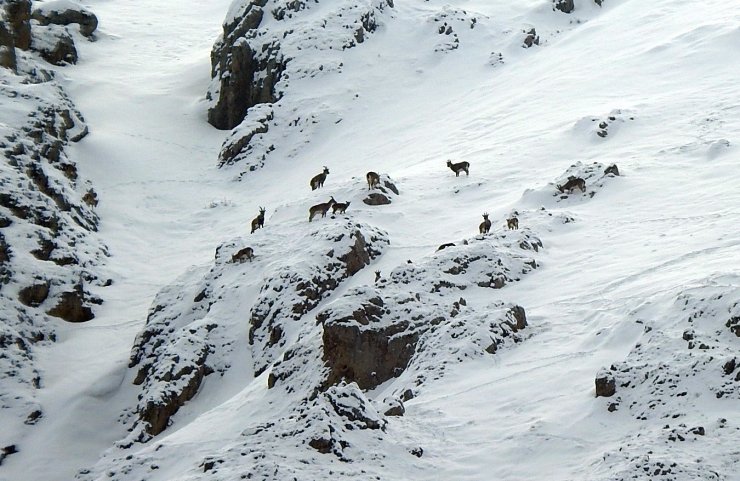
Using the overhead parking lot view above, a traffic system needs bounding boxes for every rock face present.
[126,218,389,441]
[208,0,394,170]
[0,5,106,458]
[3,0,32,51]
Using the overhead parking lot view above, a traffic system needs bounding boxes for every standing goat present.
[479,212,491,234]
[231,247,254,263]
[447,159,470,177]
[506,217,519,230]
[332,201,351,214]
[309,196,336,222]
[310,166,330,190]
[366,171,380,190]
[557,177,586,194]
[251,207,266,234]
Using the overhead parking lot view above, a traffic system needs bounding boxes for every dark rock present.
[682,329,694,341]
[604,164,620,176]
[553,0,575,13]
[0,445,18,466]
[18,282,50,307]
[523,28,539,48]
[3,0,31,51]
[401,388,415,401]
[0,23,17,71]
[410,447,423,458]
[690,426,705,436]
[321,309,418,390]
[46,288,94,322]
[32,2,99,37]
[594,0,603,5]
[383,398,405,416]
[726,317,740,337]
[363,193,391,205]
[25,409,43,424]
[595,372,616,397]
[723,358,736,376]
[208,3,279,130]
[382,178,399,195]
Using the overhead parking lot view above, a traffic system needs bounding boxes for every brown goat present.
[506,217,519,230]
[557,177,586,194]
[251,207,266,234]
[366,171,380,190]
[310,166,330,190]
[232,247,254,263]
[332,201,351,214]
[479,212,491,234]
[447,159,470,177]
[309,196,336,222]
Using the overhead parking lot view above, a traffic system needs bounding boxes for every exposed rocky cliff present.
[0,0,105,459]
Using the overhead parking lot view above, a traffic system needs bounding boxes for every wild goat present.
[309,196,336,222]
[332,201,350,214]
[557,177,586,194]
[232,247,254,263]
[310,166,330,190]
[507,217,519,230]
[479,212,491,234]
[251,207,266,234]
[366,171,380,190]
[437,242,456,251]
[446,159,469,177]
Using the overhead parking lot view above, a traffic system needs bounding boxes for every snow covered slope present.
[2,0,740,480]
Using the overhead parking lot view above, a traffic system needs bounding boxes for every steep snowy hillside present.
[0,0,107,470]
[2,0,740,480]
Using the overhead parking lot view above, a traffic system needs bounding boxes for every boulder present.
[363,193,391,205]
[18,282,50,307]
[595,371,616,397]
[32,1,99,38]
[32,24,78,65]
[553,0,575,13]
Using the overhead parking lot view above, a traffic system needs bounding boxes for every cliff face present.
[206,0,393,171]
[0,0,106,456]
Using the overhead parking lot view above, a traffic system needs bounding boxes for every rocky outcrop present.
[208,0,393,170]
[594,278,740,479]
[126,218,389,441]
[270,227,541,392]
[248,222,389,376]
[31,1,99,38]
[0,5,106,457]
[31,23,78,65]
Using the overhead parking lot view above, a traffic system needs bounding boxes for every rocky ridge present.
[0,0,104,464]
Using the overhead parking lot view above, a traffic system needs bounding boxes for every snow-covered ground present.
[2,0,739,479]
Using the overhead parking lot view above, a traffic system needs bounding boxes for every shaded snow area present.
[2,0,740,480]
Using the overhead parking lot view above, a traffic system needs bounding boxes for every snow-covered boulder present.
[31,0,99,38]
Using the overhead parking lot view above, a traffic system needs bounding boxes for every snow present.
[2,0,740,479]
